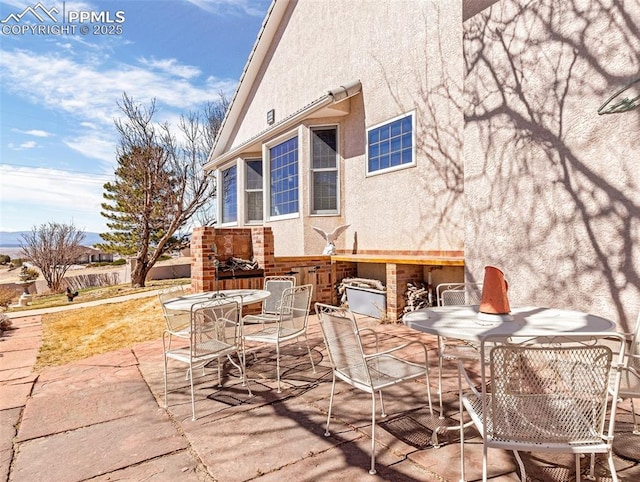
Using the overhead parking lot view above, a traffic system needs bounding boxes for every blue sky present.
[0,0,271,233]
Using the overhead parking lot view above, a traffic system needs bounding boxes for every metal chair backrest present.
[263,276,296,315]
[619,311,640,399]
[315,303,371,388]
[158,285,189,332]
[158,285,185,313]
[190,297,243,358]
[436,282,482,306]
[479,333,626,447]
[277,284,313,332]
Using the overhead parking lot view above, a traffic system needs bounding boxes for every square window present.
[366,113,414,174]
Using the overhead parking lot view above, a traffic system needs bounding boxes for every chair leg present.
[458,364,466,482]
[276,342,282,393]
[438,336,445,418]
[378,390,386,418]
[324,375,337,437]
[632,398,640,434]
[162,334,169,409]
[370,391,377,475]
[513,450,526,482]
[304,334,316,373]
[607,451,619,482]
[189,362,196,421]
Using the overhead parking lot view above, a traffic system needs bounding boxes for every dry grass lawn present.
[35,295,165,371]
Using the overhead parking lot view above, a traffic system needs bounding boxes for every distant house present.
[74,246,113,264]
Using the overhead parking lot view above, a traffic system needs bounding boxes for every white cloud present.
[0,49,236,127]
[8,140,39,150]
[0,164,109,232]
[138,57,201,79]
[64,133,116,164]
[12,128,53,137]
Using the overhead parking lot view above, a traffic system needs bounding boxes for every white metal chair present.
[242,284,315,393]
[434,282,483,415]
[315,303,435,475]
[618,311,640,433]
[458,332,627,482]
[243,275,296,325]
[158,285,191,350]
[163,296,251,420]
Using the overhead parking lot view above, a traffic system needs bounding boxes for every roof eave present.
[204,80,362,171]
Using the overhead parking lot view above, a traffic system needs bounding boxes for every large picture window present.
[269,136,298,218]
[310,126,338,214]
[245,159,263,223]
[366,112,414,174]
[220,164,237,224]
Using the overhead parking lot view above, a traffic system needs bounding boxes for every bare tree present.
[98,93,227,287]
[20,222,86,292]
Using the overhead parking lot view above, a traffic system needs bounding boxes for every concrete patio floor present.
[2,297,640,481]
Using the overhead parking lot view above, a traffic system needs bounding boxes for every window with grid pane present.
[221,165,237,223]
[367,113,414,174]
[269,137,298,217]
[245,159,263,223]
[311,127,338,214]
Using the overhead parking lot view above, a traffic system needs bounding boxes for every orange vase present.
[479,266,511,315]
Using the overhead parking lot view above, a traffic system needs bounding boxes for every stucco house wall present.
[209,0,465,258]
[463,0,640,329]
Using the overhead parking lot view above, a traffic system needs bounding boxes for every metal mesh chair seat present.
[440,342,480,361]
[165,339,240,363]
[458,333,627,482]
[163,297,251,420]
[464,393,605,447]
[243,325,304,341]
[364,355,430,389]
[316,303,435,475]
[242,285,315,393]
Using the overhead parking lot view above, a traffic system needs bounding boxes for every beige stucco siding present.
[220,0,465,256]
[463,0,640,328]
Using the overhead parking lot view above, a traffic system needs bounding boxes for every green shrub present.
[0,254,10,265]
[111,258,126,266]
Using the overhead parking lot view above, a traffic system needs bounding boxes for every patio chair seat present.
[163,296,251,420]
[336,354,425,392]
[242,284,315,393]
[315,303,435,475]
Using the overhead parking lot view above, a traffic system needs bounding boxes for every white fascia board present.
[207,0,288,165]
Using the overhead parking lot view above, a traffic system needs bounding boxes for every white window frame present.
[264,128,302,222]
[217,161,238,226]
[365,111,416,177]
[244,158,263,224]
[309,124,340,216]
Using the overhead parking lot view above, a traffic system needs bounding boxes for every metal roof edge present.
[204,80,362,171]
